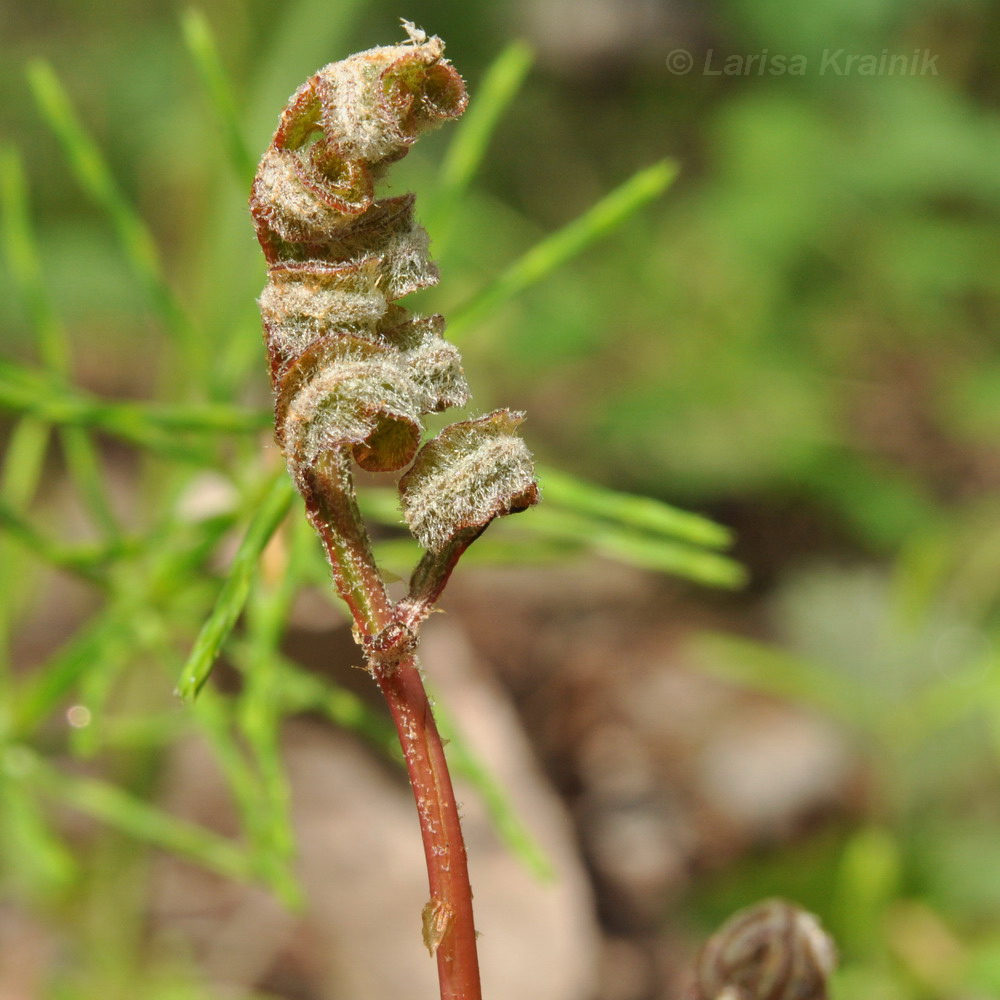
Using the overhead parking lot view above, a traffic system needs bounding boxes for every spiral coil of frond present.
[251,28,537,552]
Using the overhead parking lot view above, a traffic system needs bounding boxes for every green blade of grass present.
[191,688,302,905]
[276,657,398,752]
[522,505,745,588]
[14,511,237,734]
[59,427,119,535]
[359,474,739,584]
[431,693,554,882]
[438,40,534,197]
[0,775,77,897]
[690,632,864,724]
[14,610,138,739]
[0,361,186,452]
[2,745,256,882]
[181,8,256,187]
[232,515,313,900]
[447,159,679,339]
[0,359,269,459]
[26,61,202,371]
[427,40,534,245]
[0,147,67,370]
[0,417,49,511]
[539,464,732,550]
[177,471,295,699]
[0,418,54,687]
[0,499,123,584]
[1,147,120,534]
[277,656,554,879]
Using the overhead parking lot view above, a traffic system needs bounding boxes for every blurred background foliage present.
[2,0,1000,998]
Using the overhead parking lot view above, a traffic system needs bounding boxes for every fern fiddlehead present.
[250,26,538,1000]
[692,900,837,1000]
[251,27,537,625]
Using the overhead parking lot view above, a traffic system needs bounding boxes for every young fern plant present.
[249,26,536,999]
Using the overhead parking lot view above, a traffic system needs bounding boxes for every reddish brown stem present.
[308,449,483,1000]
[374,654,482,1000]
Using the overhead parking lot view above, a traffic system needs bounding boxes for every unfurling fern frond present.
[250,29,537,569]
[248,32,538,996]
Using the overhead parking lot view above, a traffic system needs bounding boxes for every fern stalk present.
[248,25,540,999]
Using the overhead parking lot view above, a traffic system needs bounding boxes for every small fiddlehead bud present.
[693,899,837,1000]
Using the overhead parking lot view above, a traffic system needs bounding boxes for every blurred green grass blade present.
[2,746,256,882]
[277,658,397,752]
[13,619,100,735]
[14,614,132,738]
[882,647,998,749]
[539,464,732,550]
[177,472,295,700]
[0,358,268,459]
[831,826,901,957]
[0,417,50,675]
[182,8,256,187]
[245,0,366,151]
[60,426,119,535]
[15,511,236,733]
[361,477,740,584]
[431,696,554,881]
[586,529,743,587]
[235,516,311,878]
[438,41,533,195]
[0,775,77,897]
[523,506,745,588]
[428,41,533,242]
[86,712,187,751]
[192,688,302,905]
[0,146,67,370]
[69,635,130,758]
[1,148,122,535]
[277,658,553,878]
[448,159,679,339]
[0,417,48,509]
[0,499,116,584]
[690,632,863,723]
[26,60,201,368]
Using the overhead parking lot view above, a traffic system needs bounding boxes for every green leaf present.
[14,511,236,733]
[0,146,67,370]
[2,746,256,882]
[0,358,269,462]
[0,147,120,533]
[690,631,864,722]
[177,472,295,699]
[523,506,745,588]
[431,693,554,881]
[26,60,203,374]
[181,8,256,187]
[539,464,732,550]
[448,159,679,339]
[0,498,120,584]
[0,775,77,898]
[427,40,534,246]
